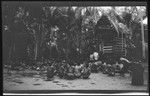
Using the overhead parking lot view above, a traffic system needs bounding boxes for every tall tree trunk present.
[66,34,70,62]
[34,29,39,61]
[34,24,41,61]
[13,43,16,58]
[8,43,13,62]
[34,41,39,61]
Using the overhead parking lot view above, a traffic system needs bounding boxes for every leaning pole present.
[141,17,145,59]
[139,12,145,59]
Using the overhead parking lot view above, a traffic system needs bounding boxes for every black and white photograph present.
[2,1,148,94]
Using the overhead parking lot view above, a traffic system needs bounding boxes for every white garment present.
[93,52,99,60]
[119,64,124,69]
[103,62,106,66]
[90,54,94,60]
[90,52,99,61]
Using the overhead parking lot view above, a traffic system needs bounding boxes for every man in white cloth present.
[90,52,99,61]
[93,52,99,61]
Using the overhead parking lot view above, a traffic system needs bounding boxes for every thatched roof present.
[97,14,120,35]
[97,15,112,28]
[97,12,131,35]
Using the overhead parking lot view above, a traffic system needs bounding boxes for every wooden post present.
[138,8,146,60]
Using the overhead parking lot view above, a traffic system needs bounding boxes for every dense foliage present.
[2,2,147,69]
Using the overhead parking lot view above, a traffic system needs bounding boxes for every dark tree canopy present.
[2,2,147,67]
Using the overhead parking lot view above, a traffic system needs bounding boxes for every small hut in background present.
[95,12,148,61]
[95,14,127,59]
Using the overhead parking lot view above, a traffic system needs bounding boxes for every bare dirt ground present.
[3,69,148,92]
